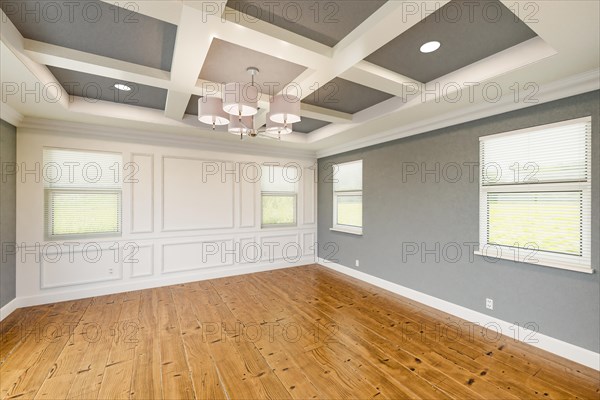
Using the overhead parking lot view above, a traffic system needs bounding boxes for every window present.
[261,165,297,227]
[332,160,363,235]
[44,148,122,239]
[477,117,592,273]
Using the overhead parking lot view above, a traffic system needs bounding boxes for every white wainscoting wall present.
[15,124,317,307]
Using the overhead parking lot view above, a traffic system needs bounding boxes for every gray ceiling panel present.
[49,66,168,110]
[365,0,537,82]
[226,0,387,47]
[199,39,306,95]
[302,77,393,114]
[1,0,177,71]
[186,95,202,116]
[293,117,331,134]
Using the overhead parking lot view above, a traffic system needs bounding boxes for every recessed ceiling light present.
[420,41,441,53]
[114,83,132,91]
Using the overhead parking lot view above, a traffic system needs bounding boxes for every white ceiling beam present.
[341,61,421,98]
[300,104,352,124]
[287,1,448,100]
[24,39,171,88]
[218,7,332,69]
[164,2,227,120]
[307,37,559,145]
[164,91,192,120]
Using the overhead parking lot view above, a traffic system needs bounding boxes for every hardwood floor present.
[1,264,598,399]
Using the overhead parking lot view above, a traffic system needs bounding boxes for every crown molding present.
[18,118,318,160]
[0,103,24,127]
[316,69,600,158]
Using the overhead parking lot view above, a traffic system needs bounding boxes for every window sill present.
[330,227,363,236]
[473,250,594,274]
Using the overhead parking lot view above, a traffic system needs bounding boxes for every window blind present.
[44,148,123,238]
[333,160,363,191]
[478,117,592,272]
[260,165,298,226]
[481,119,590,185]
[261,165,298,192]
[43,148,122,189]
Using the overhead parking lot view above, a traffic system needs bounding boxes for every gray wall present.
[318,91,600,352]
[0,119,17,308]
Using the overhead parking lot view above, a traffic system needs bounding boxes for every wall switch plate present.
[486,298,494,310]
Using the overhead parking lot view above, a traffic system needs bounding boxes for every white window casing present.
[476,116,592,273]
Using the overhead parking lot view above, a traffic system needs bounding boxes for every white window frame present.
[44,148,123,240]
[260,165,298,228]
[331,160,363,235]
[475,117,593,273]
[260,192,298,228]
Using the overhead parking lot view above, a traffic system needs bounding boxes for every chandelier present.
[197,67,301,139]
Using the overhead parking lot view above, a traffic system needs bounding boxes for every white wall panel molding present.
[130,153,155,234]
[238,162,258,229]
[128,244,154,278]
[162,239,236,274]
[302,232,316,256]
[161,156,235,232]
[14,128,317,313]
[17,256,316,310]
[238,236,258,264]
[260,234,302,262]
[40,243,123,289]
[303,166,317,225]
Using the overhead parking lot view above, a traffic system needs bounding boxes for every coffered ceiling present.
[1,0,598,157]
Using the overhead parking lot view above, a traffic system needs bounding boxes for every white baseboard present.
[0,298,20,322]
[8,257,315,316]
[318,258,600,371]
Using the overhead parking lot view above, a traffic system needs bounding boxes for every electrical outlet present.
[486,298,494,310]
[108,268,114,275]
[355,259,360,267]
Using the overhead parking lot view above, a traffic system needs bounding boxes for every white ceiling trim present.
[316,68,600,158]
[18,117,317,160]
[0,102,23,127]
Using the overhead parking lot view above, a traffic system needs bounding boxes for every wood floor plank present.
[288,268,568,398]
[155,286,196,400]
[1,300,91,399]
[64,294,124,400]
[281,266,587,399]
[0,264,597,400]
[190,281,293,399]
[169,284,227,399]
[208,280,331,399]
[129,288,163,400]
[247,272,455,399]
[0,306,53,365]
[269,270,505,400]
[97,291,141,400]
